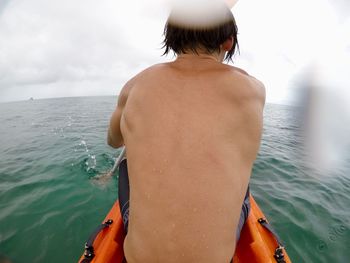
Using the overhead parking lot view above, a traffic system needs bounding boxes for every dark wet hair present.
[162,4,239,62]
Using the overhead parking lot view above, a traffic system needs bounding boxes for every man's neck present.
[176,51,224,63]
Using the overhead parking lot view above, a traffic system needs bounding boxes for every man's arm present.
[107,81,132,148]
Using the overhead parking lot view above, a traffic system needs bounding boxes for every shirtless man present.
[107,3,265,262]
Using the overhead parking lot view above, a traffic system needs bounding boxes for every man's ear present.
[222,36,234,51]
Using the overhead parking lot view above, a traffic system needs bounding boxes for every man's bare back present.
[108,53,265,262]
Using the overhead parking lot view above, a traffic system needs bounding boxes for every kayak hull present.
[79,195,291,263]
[233,195,291,262]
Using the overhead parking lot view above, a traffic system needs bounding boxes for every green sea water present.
[0,96,349,263]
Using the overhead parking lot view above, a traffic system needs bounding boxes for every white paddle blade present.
[168,0,236,28]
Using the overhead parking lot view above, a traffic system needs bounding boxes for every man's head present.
[163,1,239,62]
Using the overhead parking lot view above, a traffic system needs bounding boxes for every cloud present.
[0,0,169,102]
[233,0,350,104]
[330,0,350,21]
[0,0,10,15]
[0,0,349,104]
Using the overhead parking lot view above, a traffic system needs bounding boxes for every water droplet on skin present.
[172,223,176,228]
[193,207,198,212]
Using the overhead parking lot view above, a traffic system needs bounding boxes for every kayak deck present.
[79,195,291,262]
[233,195,291,262]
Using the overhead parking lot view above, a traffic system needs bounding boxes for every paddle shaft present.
[110,147,126,175]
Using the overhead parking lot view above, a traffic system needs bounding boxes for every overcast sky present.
[0,0,349,104]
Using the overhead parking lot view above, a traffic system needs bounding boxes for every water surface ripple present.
[0,97,349,262]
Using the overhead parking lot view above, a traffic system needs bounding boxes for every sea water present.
[0,96,349,262]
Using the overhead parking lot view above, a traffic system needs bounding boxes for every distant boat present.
[29,97,34,101]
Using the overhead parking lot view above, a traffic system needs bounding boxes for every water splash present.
[85,154,96,172]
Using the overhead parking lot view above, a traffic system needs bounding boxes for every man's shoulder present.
[223,65,259,83]
[128,63,169,83]
[139,63,170,74]
[119,63,169,97]
[223,65,265,104]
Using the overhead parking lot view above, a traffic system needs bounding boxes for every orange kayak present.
[79,194,291,263]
